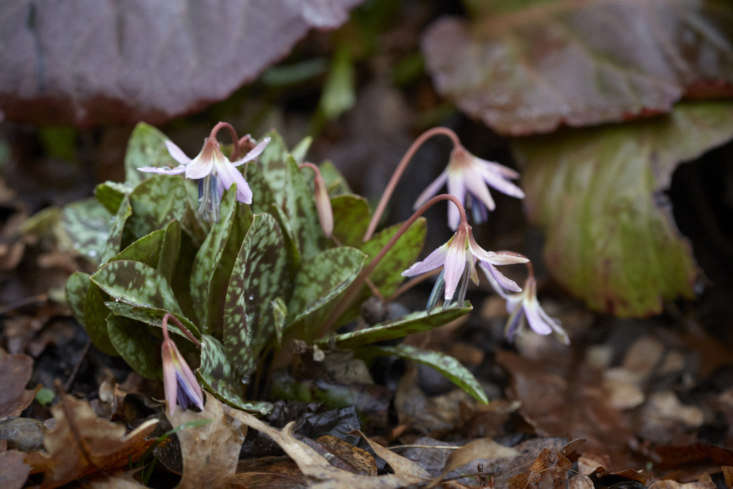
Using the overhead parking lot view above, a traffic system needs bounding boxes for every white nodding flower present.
[414,146,524,230]
[402,223,528,302]
[505,277,569,345]
[138,135,270,204]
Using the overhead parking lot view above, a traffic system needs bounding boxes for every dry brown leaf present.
[638,391,704,445]
[25,393,157,489]
[442,439,518,476]
[82,475,149,488]
[648,477,717,489]
[0,449,31,489]
[568,474,594,489]
[168,393,248,489]
[0,349,36,417]
[508,447,572,489]
[359,430,431,483]
[230,458,307,489]
[723,466,733,489]
[316,434,377,476]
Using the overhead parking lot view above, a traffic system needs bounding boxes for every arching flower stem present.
[363,127,461,242]
[162,313,201,349]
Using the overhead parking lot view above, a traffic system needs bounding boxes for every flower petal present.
[446,172,467,230]
[402,244,447,277]
[475,157,519,179]
[478,166,525,199]
[443,242,467,301]
[185,156,213,179]
[165,140,192,166]
[161,341,178,417]
[216,160,253,204]
[480,261,521,296]
[414,171,448,209]
[524,300,552,335]
[464,167,496,213]
[231,136,270,167]
[138,165,186,175]
[175,355,204,411]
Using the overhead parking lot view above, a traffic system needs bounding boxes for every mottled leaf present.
[123,123,179,188]
[100,197,132,264]
[1,2,364,126]
[95,181,130,214]
[157,220,181,283]
[287,246,367,340]
[363,344,488,403]
[291,136,312,163]
[83,282,117,356]
[65,272,90,326]
[320,161,352,196]
[190,186,251,335]
[198,335,272,415]
[61,199,111,263]
[423,1,733,135]
[109,228,165,268]
[271,297,288,346]
[90,260,183,315]
[331,194,370,247]
[515,101,733,315]
[318,303,472,349]
[104,302,199,340]
[107,316,160,379]
[223,213,289,378]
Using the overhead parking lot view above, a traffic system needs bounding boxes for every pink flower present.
[161,316,204,417]
[402,223,528,302]
[138,135,269,204]
[505,277,569,344]
[414,146,524,230]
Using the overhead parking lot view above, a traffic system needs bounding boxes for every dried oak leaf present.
[0,449,31,489]
[508,446,573,489]
[0,350,36,418]
[24,393,158,489]
[0,0,364,126]
[422,0,733,136]
[497,351,635,471]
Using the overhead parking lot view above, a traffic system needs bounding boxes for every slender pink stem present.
[299,162,325,186]
[363,127,462,242]
[162,313,201,349]
[319,194,468,337]
[210,122,242,159]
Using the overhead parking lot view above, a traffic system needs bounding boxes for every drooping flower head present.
[414,146,525,230]
[301,162,333,238]
[504,276,569,345]
[402,222,528,304]
[138,133,269,205]
[160,314,204,417]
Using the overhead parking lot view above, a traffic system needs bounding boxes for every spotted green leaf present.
[190,186,252,335]
[65,272,90,324]
[90,260,183,315]
[320,161,351,196]
[100,197,133,264]
[317,303,472,349]
[109,227,166,267]
[291,136,312,163]
[95,181,130,214]
[331,194,370,247]
[271,298,287,346]
[124,123,180,188]
[107,316,161,379]
[362,344,488,403]
[104,301,199,340]
[61,199,112,263]
[83,282,118,356]
[287,246,367,340]
[157,220,181,284]
[198,335,273,415]
[223,213,290,378]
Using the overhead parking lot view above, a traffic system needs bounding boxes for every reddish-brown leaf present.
[0,350,35,418]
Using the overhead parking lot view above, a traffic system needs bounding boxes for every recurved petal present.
[216,160,253,204]
[443,243,467,301]
[463,167,496,212]
[447,172,467,230]
[165,140,192,166]
[480,261,521,295]
[185,155,214,179]
[537,304,569,344]
[414,171,448,209]
[231,136,270,167]
[524,300,552,335]
[479,167,525,199]
[402,244,447,277]
[475,157,520,179]
[138,165,187,175]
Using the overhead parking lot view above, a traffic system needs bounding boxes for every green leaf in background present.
[361,344,488,404]
[65,272,90,325]
[95,181,130,214]
[107,316,161,379]
[423,0,733,135]
[126,175,205,246]
[286,246,367,340]
[318,45,355,121]
[90,260,184,315]
[515,101,733,316]
[319,161,352,196]
[291,136,312,163]
[100,197,132,264]
[190,186,252,335]
[317,303,472,349]
[360,217,426,297]
[83,283,118,356]
[157,220,181,284]
[331,194,371,247]
[198,335,273,415]
[61,199,112,263]
[124,123,180,187]
[271,298,287,346]
[223,213,289,378]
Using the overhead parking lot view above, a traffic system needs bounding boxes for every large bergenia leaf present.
[422,1,733,135]
[1,1,364,126]
[515,101,733,316]
[222,213,290,378]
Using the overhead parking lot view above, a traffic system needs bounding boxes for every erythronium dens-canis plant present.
[63,121,567,417]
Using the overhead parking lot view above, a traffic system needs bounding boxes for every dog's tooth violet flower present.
[160,314,204,417]
[402,223,528,304]
[414,146,525,230]
[138,134,269,205]
[505,276,569,345]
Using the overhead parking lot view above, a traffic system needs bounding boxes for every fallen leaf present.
[1,0,364,126]
[638,391,704,445]
[316,435,377,475]
[422,1,733,135]
[359,431,431,483]
[516,101,733,316]
[0,350,36,417]
[168,393,248,489]
[0,450,30,489]
[229,458,307,489]
[648,476,717,489]
[508,446,573,489]
[82,475,149,488]
[442,438,518,476]
[0,417,46,451]
[25,393,158,489]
